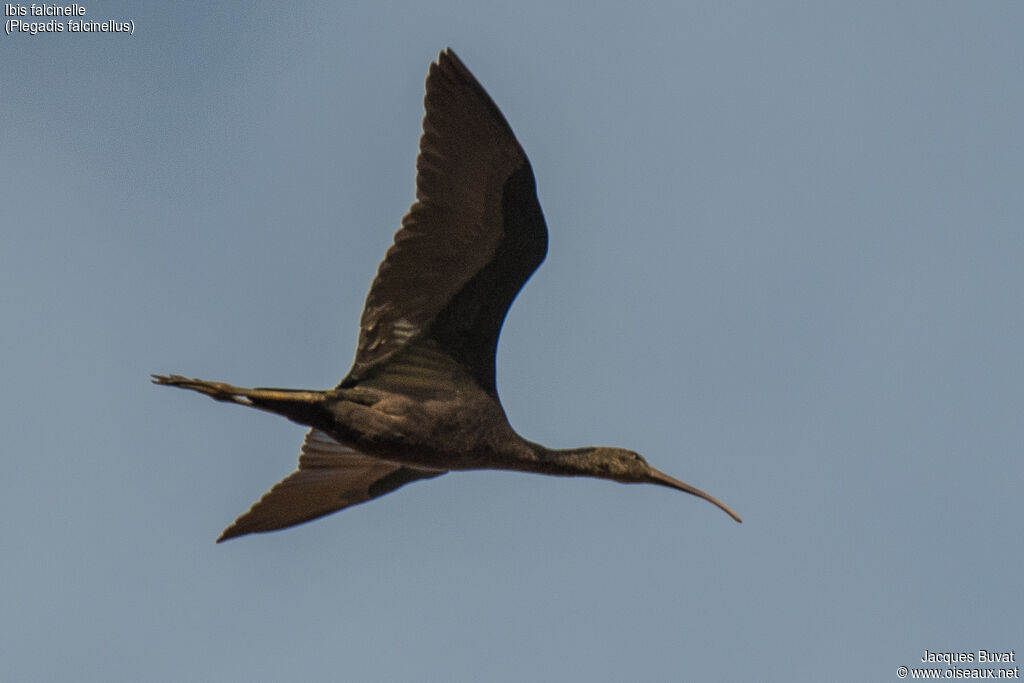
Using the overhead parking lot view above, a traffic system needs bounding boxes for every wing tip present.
[216,521,247,543]
[430,47,479,93]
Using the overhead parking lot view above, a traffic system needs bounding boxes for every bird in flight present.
[154,48,740,542]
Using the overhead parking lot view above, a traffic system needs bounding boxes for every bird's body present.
[155,49,740,542]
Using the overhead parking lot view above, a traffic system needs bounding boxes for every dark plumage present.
[154,49,740,542]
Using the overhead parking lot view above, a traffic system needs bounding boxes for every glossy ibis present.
[154,49,741,541]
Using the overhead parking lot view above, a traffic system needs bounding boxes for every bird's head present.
[580,447,655,482]
[568,446,742,523]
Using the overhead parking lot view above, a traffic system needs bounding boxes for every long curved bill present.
[648,467,742,523]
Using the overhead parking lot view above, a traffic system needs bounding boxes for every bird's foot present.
[151,374,255,405]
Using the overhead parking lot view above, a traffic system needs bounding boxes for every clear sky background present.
[3,2,1022,681]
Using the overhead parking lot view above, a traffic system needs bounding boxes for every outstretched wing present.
[342,48,548,396]
[218,430,445,542]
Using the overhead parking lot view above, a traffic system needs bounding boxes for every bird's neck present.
[523,444,605,477]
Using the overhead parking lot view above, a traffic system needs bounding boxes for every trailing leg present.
[152,374,329,426]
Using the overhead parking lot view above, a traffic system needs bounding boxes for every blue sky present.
[3,2,1022,681]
